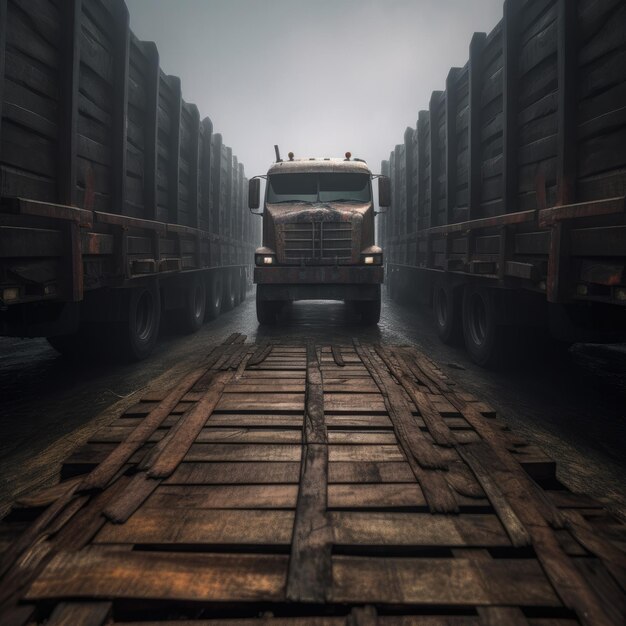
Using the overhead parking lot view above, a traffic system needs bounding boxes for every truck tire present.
[178,276,206,334]
[117,284,161,361]
[256,286,279,325]
[222,271,236,311]
[434,283,461,345]
[462,285,501,367]
[205,274,222,320]
[358,288,381,324]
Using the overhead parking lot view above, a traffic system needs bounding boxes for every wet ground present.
[1,291,625,519]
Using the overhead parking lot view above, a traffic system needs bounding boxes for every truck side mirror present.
[378,176,391,210]
[248,178,261,211]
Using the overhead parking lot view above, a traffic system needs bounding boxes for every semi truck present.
[379,0,626,366]
[248,150,390,325]
[0,0,259,360]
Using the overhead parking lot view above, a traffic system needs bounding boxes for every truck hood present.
[266,201,371,220]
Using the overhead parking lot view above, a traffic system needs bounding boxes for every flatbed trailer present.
[0,0,260,359]
[1,335,624,624]
[379,0,626,365]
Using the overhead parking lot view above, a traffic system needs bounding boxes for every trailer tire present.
[434,283,461,345]
[178,276,206,334]
[118,284,161,361]
[222,271,236,311]
[205,274,223,320]
[462,285,501,367]
[357,288,381,325]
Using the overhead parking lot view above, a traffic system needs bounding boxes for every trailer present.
[379,0,626,366]
[0,334,624,624]
[0,0,260,360]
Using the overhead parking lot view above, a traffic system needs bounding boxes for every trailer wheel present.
[178,276,206,334]
[434,283,461,345]
[256,286,279,325]
[205,274,222,320]
[222,271,236,311]
[462,285,501,367]
[358,287,381,325]
[118,284,161,361]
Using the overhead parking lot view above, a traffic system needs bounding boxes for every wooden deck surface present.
[0,334,624,625]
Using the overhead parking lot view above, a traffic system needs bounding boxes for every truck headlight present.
[255,254,276,266]
[362,254,382,265]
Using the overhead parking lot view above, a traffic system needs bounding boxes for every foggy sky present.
[126,0,504,179]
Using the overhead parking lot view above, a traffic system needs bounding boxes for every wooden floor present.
[0,334,624,625]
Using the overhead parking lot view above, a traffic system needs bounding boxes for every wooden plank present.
[446,68,462,223]
[96,508,295,545]
[26,550,287,602]
[166,75,181,224]
[146,484,299,509]
[58,0,81,206]
[111,2,129,214]
[503,0,522,213]
[139,41,159,220]
[469,32,487,220]
[287,342,331,603]
[556,0,577,206]
[80,366,208,490]
[328,483,426,509]
[165,462,301,485]
[330,556,559,605]
[331,512,511,547]
[354,342,458,513]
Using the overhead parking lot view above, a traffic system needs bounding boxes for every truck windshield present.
[267,173,371,203]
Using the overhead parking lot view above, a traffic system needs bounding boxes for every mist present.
[126,0,504,178]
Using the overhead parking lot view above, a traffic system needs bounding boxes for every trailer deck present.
[0,335,624,625]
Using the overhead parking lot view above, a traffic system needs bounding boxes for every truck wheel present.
[205,274,222,320]
[358,288,381,325]
[222,271,236,311]
[118,284,161,361]
[434,283,461,345]
[178,276,206,334]
[256,286,279,325]
[462,285,501,367]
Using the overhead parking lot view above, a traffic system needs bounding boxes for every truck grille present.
[282,221,353,263]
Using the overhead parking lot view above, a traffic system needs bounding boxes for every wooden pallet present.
[1,334,624,625]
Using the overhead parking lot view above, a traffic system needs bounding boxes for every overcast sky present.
[126,0,504,179]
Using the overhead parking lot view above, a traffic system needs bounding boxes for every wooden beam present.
[200,117,213,232]
[404,126,414,236]
[556,0,578,206]
[112,3,130,215]
[445,68,461,225]
[468,32,487,221]
[502,0,522,214]
[167,75,182,225]
[58,0,81,206]
[417,110,429,235]
[429,91,443,227]
[139,42,159,221]
[187,104,200,229]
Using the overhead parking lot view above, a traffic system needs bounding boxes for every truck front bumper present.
[254,265,383,302]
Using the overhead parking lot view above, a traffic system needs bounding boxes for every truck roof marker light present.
[288,152,294,161]
[345,152,352,160]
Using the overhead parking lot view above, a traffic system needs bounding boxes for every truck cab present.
[248,154,390,324]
